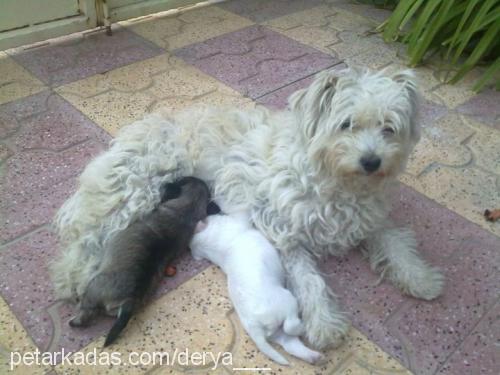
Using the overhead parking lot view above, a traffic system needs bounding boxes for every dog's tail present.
[104,300,135,347]
[248,329,289,366]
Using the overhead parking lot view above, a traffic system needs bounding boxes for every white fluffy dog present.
[190,212,323,365]
[52,67,444,350]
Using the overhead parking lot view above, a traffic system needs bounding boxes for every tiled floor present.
[0,1,498,374]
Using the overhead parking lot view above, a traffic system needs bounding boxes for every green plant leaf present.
[409,0,455,65]
[472,57,500,91]
[451,20,500,83]
[451,0,498,64]
[406,0,443,51]
[383,0,420,42]
[445,0,481,59]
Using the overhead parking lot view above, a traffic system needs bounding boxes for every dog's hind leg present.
[282,248,348,350]
[245,325,289,366]
[271,331,324,365]
[363,226,444,300]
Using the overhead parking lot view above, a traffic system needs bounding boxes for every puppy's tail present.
[104,300,134,347]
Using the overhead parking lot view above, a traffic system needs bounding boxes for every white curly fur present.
[52,67,444,349]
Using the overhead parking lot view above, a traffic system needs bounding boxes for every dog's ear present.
[392,69,421,143]
[288,69,340,139]
[160,182,182,201]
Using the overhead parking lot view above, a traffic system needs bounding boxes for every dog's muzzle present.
[360,155,381,173]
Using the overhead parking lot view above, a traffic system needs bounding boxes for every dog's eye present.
[382,127,395,135]
[340,121,350,130]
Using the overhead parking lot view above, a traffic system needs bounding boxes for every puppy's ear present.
[207,201,221,216]
[160,182,182,201]
[288,69,340,139]
[392,69,421,143]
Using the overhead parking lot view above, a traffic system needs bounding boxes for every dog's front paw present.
[402,265,445,301]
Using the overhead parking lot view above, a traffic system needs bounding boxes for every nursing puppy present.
[190,213,323,366]
[69,177,211,347]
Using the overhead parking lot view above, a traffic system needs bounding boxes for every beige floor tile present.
[432,83,476,109]
[345,46,403,70]
[327,31,396,63]
[55,267,234,374]
[463,117,500,175]
[400,167,500,236]
[431,68,483,108]
[264,5,378,55]
[0,52,46,105]
[227,311,410,375]
[264,6,341,53]
[56,53,254,135]
[0,296,51,374]
[125,6,253,51]
[406,113,474,176]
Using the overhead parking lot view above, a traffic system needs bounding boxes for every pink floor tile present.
[9,29,163,87]
[437,302,499,375]
[0,229,59,350]
[456,89,500,129]
[0,91,110,243]
[322,183,499,375]
[175,25,340,99]
[218,0,323,23]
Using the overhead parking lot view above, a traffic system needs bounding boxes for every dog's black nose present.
[360,155,381,173]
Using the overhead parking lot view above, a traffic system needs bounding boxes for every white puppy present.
[190,213,323,366]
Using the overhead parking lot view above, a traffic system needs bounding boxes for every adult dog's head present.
[289,67,420,188]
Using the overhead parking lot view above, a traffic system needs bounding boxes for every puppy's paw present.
[403,265,445,301]
[306,351,325,365]
[69,316,84,327]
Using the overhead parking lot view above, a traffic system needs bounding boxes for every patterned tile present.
[327,30,396,61]
[229,309,411,374]
[9,28,163,87]
[257,76,314,110]
[432,84,477,109]
[406,113,474,176]
[330,0,394,23]
[400,167,500,237]
[175,25,340,99]
[464,117,500,175]
[437,302,499,375]
[55,267,234,374]
[0,91,110,243]
[322,183,499,375]
[0,52,46,105]
[0,296,51,374]
[56,53,254,135]
[456,89,500,129]
[386,238,499,374]
[264,5,377,55]
[0,229,60,351]
[126,6,253,51]
[219,0,323,23]
[257,64,347,109]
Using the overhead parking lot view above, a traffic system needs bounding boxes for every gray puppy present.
[69,176,216,346]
